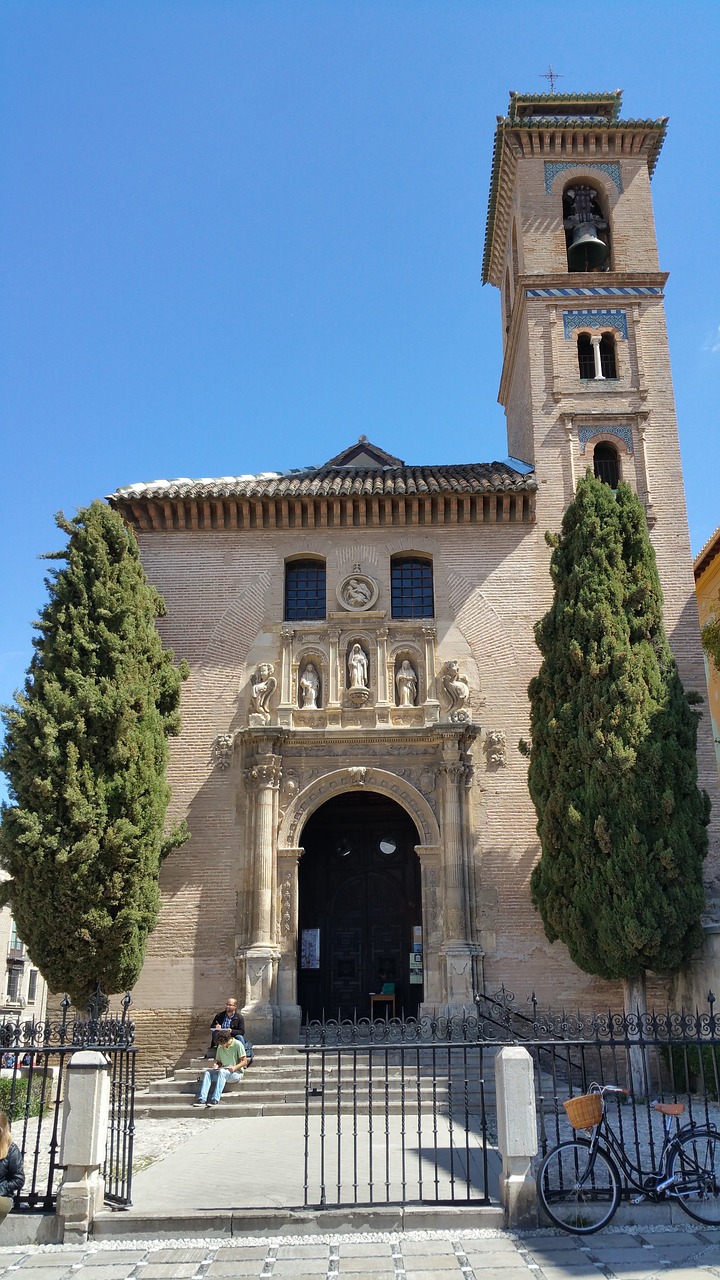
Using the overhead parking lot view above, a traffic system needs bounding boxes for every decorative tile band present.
[544,161,622,194]
[527,286,662,298]
[563,309,628,339]
[578,425,633,455]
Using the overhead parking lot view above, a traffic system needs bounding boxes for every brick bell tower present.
[482,90,720,999]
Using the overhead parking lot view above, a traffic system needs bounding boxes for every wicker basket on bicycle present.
[563,1093,602,1131]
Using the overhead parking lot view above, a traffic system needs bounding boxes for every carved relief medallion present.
[336,572,379,612]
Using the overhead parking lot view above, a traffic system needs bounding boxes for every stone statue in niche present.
[442,660,470,723]
[299,662,321,709]
[395,659,418,707]
[348,643,369,690]
[249,663,276,724]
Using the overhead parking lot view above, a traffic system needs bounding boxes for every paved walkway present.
[1,1225,720,1280]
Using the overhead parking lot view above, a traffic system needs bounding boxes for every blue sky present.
[2,0,720,748]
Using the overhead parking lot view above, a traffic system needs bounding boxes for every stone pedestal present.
[494,1046,538,1229]
[56,1050,111,1243]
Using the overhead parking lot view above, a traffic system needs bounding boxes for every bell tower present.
[482,90,720,974]
[482,90,675,526]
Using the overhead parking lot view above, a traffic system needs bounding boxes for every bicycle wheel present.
[537,1138,622,1234]
[668,1127,720,1225]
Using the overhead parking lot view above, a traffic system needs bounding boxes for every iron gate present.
[0,989,136,1211]
[302,1014,496,1208]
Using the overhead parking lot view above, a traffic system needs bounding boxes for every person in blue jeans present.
[193,1029,248,1107]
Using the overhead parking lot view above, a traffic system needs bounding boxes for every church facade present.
[109,92,720,1074]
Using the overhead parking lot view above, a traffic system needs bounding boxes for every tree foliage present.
[528,473,710,982]
[702,610,720,674]
[0,501,189,1005]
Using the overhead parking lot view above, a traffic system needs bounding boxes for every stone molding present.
[277,766,442,849]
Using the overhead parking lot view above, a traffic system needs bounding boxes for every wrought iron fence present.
[475,986,720,1197]
[0,989,136,1212]
[302,994,720,1209]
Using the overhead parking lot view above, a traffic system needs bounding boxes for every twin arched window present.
[577,332,617,380]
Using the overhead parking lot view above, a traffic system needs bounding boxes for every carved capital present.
[244,759,282,790]
[440,762,465,785]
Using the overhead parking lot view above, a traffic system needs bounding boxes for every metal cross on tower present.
[541,65,563,93]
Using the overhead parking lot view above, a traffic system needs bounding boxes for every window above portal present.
[391,557,434,619]
[284,559,326,621]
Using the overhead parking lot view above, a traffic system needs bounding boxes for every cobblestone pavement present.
[1,1226,720,1280]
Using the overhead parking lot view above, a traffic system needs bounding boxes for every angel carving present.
[442,661,470,719]
[250,663,277,722]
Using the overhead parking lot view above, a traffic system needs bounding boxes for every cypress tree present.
[0,501,189,1005]
[528,473,710,1007]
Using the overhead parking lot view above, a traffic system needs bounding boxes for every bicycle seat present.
[652,1102,685,1116]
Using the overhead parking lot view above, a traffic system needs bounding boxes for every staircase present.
[136,1043,499,1121]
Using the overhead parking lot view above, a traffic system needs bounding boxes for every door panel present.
[298,792,422,1021]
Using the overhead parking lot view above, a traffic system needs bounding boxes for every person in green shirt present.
[194,1029,248,1107]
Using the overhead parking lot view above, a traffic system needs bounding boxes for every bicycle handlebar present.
[589,1082,632,1096]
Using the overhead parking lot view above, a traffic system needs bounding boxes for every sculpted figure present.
[395,659,417,707]
[442,661,470,715]
[344,577,372,607]
[348,643,369,690]
[299,662,320,709]
[250,663,276,721]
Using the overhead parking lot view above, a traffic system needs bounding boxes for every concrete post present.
[56,1050,111,1243]
[494,1045,538,1229]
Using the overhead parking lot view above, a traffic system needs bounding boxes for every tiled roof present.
[110,460,536,502]
[694,523,720,580]
[108,439,537,530]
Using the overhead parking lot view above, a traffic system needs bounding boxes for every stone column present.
[439,759,468,945]
[277,627,295,725]
[242,751,282,1042]
[422,626,440,723]
[56,1050,111,1243]
[276,845,303,1042]
[416,845,442,1005]
[590,333,604,380]
[495,1046,538,1229]
[438,743,481,1009]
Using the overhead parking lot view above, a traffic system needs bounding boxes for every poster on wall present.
[409,951,423,984]
[301,928,320,970]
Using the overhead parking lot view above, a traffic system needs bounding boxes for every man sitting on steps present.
[205,997,245,1057]
[193,1029,248,1108]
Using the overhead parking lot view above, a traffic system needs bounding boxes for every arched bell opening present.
[297,791,423,1022]
[593,441,621,489]
[563,182,611,273]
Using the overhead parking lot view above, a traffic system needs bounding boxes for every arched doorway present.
[297,792,423,1021]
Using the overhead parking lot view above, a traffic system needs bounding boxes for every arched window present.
[284,559,326,621]
[577,331,618,380]
[577,333,595,379]
[563,183,610,273]
[593,443,620,489]
[600,333,617,379]
[391,557,434,619]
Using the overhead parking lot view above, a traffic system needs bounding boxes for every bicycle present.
[536,1082,720,1234]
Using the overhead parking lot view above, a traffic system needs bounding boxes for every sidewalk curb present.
[91,1205,505,1239]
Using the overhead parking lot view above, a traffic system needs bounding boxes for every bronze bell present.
[567,223,608,272]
